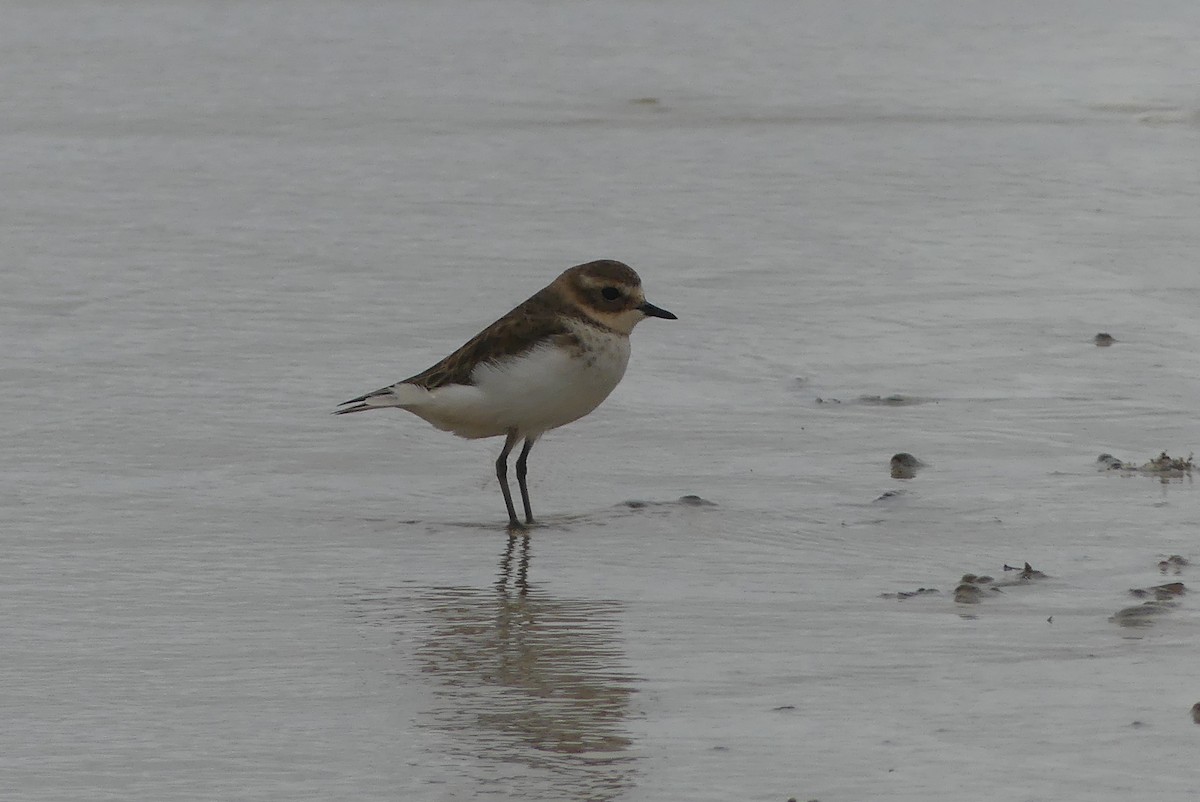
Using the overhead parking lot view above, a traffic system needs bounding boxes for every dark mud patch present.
[1110,600,1179,626]
[880,587,940,600]
[890,452,925,479]
[1128,582,1185,600]
[1158,555,1189,574]
[815,393,935,407]
[1111,556,1192,627]
[1097,451,1194,480]
[881,562,1048,606]
[619,494,717,510]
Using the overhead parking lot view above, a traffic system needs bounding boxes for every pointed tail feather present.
[333,382,431,415]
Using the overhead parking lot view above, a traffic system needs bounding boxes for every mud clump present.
[1129,582,1186,600]
[1097,451,1194,479]
[1159,555,1189,574]
[948,563,1048,607]
[1142,452,1193,476]
[880,587,940,600]
[961,573,995,584]
[816,394,932,406]
[887,564,1046,607]
[858,394,921,406]
[620,495,716,510]
[890,452,925,479]
[1112,555,1192,627]
[1001,562,1048,581]
[1093,333,1116,346]
[1110,600,1178,626]
[954,584,984,604]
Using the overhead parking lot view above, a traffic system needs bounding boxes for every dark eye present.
[601,287,620,301]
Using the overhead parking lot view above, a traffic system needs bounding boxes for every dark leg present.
[515,437,537,525]
[495,429,523,530]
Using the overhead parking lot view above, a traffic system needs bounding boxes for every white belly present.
[408,328,631,439]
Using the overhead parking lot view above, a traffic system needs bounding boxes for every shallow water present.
[6,1,1200,799]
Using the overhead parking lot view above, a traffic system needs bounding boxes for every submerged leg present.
[495,429,522,530]
[515,437,537,525]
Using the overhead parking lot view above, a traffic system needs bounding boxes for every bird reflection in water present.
[358,534,640,801]
[497,530,531,596]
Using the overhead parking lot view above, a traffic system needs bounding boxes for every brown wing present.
[402,298,575,389]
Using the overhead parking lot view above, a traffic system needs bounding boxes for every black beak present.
[639,301,677,320]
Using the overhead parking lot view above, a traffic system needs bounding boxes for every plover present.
[335,259,676,529]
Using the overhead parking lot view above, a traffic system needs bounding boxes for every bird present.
[335,259,676,529]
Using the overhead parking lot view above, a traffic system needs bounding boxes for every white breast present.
[408,323,631,440]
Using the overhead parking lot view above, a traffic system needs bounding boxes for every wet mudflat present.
[6,1,1200,800]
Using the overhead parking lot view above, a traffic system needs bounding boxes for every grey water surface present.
[6,1,1200,800]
